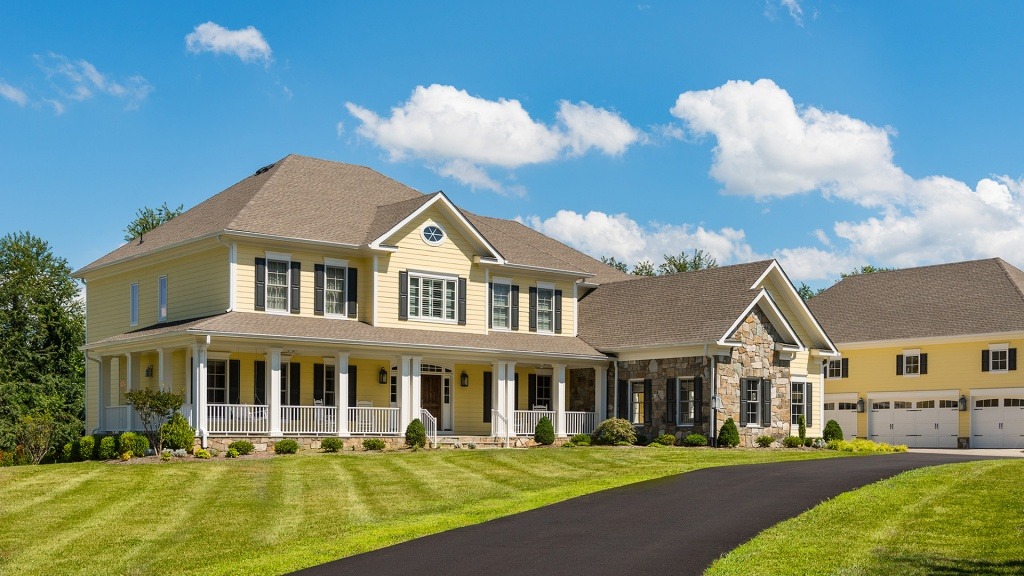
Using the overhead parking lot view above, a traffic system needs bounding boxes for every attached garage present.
[867,391,959,448]
[970,388,1024,448]
[823,393,858,439]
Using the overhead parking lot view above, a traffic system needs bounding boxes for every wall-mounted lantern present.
[144,365,153,378]
[959,395,968,412]
[856,398,866,413]
[460,371,469,387]
[378,367,388,385]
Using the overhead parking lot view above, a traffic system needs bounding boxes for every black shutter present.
[398,271,409,321]
[982,350,990,372]
[510,285,520,331]
[458,277,467,326]
[760,379,771,427]
[514,373,520,411]
[643,380,652,425]
[289,362,301,406]
[228,359,240,404]
[841,358,849,378]
[348,365,357,407]
[528,287,537,332]
[314,264,325,315]
[1010,348,1017,371]
[325,365,335,406]
[694,376,703,425]
[528,374,537,408]
[254,360,266,405]
[314,363,324,402]
[347,267,358,318]
[896,354,904,375]
[805,382,813,427]
[920,353,928,375]
[554,290,563,334]
[616,379,629,420]
[255,258,266,311]
[483,371,492,423]
[289,261,301,314]
[488,283,493,328]
[739,380,749,426]
[666,379,676,425]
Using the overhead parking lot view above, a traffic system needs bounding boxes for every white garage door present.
[823,399,858,439]
[971,395,1024,449]
[869,397,958,448]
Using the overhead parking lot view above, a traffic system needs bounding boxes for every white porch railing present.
[104,405,145,432]
[348,407,401,435]
[281,406,337,435]
[207,404,269,434]
[420,409,438,448]
[565,411,597,436]
[491,409,509,447]
[513,410,556,436]
[179,404,195,428]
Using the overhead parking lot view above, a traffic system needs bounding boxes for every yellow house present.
[76,154,836,448]
[809,258,1024,449]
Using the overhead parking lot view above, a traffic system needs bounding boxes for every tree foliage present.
[600,256,628,273]
[123,202,183,242]
[632,260,656,276]
[125,389,183,453]
[840,265,896,279]
[657,249,718,275]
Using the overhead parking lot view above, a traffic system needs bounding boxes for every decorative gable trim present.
[750,260,839,355]
[717,288,804,350]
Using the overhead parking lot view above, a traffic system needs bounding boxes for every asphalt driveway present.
[292,452,997,576]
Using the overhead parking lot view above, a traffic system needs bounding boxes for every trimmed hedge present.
[718,418,740,448]
[756,435,774,448]
[783,436,803,448]
[98,436,117,460]
[118,432,149,458]
[321,438,343,452]
[822,419,844,442]
[79,435,96,460]
[652,434,675,446]
[274,439,299,454]
[228,440,255,455]
[362,438,385,451]
[681,433,708,447]
[405,419,426,448]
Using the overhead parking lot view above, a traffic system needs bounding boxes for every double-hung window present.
[742,379,760,425]
[827,358,848,379]
[207,360,227,404]
[491,282,511,329]
[157,276,168,321]
[280,362,292,405]
[129,282,139,326]
[630,381,646,424]
[983,344,1016,373]
[325,265,346,315]
[266,260,289,312]
[790,381,813,425]
[536,287,554,332]
[897,350,926,376]
[409,274,457,321]
[676,378,695,425]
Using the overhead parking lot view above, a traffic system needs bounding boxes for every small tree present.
[822,419,844,442]
[534,416,555,445]
[125,389,183,453]
[17,414,55,464]
[798,414,806,440]
[405,418,426,448]
[718,418,740,447]
[123,202,184,242]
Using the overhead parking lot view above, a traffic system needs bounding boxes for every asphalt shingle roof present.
[807,258,1024,343]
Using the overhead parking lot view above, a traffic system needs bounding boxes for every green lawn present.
[706,459,1024,575]
[0,447,836,576]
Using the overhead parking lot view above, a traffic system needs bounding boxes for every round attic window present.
[422,225,445,246]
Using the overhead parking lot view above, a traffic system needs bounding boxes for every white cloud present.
[346,84,642,194]
[35,53,152,111]
[780,0,804,25]
[0,81,27,106]
[185,22,272,65]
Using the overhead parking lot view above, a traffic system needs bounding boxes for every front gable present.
[746,261,838,355]
[370,192,504,264]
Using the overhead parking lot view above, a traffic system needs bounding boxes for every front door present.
[422,374,443,428]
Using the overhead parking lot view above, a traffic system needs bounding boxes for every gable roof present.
[808,258,1024,344]
[75,154,628,283]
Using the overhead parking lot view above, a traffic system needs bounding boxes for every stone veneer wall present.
[607,357,712,441]
[568,368,596,412]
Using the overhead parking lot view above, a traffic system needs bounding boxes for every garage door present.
[868,398,959,448]
[823,399,858,439]
[971,395,1024,449]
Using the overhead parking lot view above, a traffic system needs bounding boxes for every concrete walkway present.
[292,452,1003,576]
[910,447,1024,457]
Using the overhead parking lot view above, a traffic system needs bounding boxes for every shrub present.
[61,442,77,462]
[591,418,637,446]
[160,450,172,461]
[160,413,194,452]
[718,418,740,448]
[0,450,13,467]
[534,416,555,445]
[98,436,117,460]
[569,434,591,446]
[79,435,96,460]
[682,433,708,447]
[321,438,343,452]
[363,438,385,451]
[798,415,806,440]
[119,451,132,461]
[756,435,774,448]
[652,434,675,446]
[194,448,211,459]
[782,436,803,448]
[118,432,149,458]
[228,440,255,456]
[226,448,239,458]
[822,419,844,442]
[405,418,426,448]
[827,439,908,453]
[803,437,813,447]
[274,439,299,454]
[634,433,651,446]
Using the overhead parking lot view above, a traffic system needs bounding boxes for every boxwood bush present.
[718,418,740,447]
[228,440,255,455]
[568,433,591,446]
[782,435,803,448]
[591,418,636,446]
[362,438,385,451]
[97,436,117,460]
[681,433,708,447]
[652,433,676,446]
[78,435,96,460]
[756,435,774,448]
[405,419,426,448]
[534,416,555,445]
[822,419,844,442]
[118,432,149,458]
[273,439,299,454]
[321,438,343,452]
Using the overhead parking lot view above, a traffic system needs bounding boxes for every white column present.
[504,361,517,425]
[399,356,413,430]
[159,348,174,393]
[192,342,208,437]
[269,348,282,436]
[336,352,350,436]
[411,356,422,424]
[595,366,608,423]
[491,361,505,436]
[97,356,108,433]
[553,363,567,437]
[124,352,135,394]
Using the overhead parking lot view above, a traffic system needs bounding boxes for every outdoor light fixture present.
[460,371,469,387]
[378,367,388,385]
[144,365,153,377]
[959,394,968,412]
[856,398,866,413]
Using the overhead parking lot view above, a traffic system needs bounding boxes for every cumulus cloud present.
[0,81,27,106]
[35,53,152,111]
[346,84,642,193]
[185,22,272,65]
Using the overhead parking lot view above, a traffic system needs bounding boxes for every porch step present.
[435,436,529,449]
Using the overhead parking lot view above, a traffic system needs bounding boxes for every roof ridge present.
[994,258,1024,306]
[596,259,774,287]
[225,155,291,230]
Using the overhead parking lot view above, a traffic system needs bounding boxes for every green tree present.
[631,260,656,276]
[797,282,825,301]
[125,389,183,453]
[840,265,895,279]
[657,249,718,275]
[600,256,629,273]
[123,202,183,242]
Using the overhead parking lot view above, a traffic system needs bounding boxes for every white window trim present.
[790,379,808,425]
[207,358,229,404]
[629,378,646,426]
[421,223,446,247]
[157,275,167,322]
[407,270,459,324]
[742,378,762,428]
[490,278,513,332]
[989,343,1009,373]
[535,282,555,334]
[129,282,139,327]
[323,261,349,319]
[826,359,843,379]
[676,377,695,426]
[903,348,921,377]
[265,252,292,315]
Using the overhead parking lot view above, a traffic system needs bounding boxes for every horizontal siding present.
[488,273,577,337]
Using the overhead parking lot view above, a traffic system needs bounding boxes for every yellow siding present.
[487,274,577,337]
[85,245,229,342]
[452,363,491,435]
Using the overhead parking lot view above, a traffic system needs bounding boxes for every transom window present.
[492,282,511,329]
[325,265,346,315]
[1006,398,1024,407]
[630,380,645,424]
[976,398,999,408]
[422,225,445,245]
[266,260,289,311]
[409,275,457,321]
[916,400,935,409]
[536,287,554,333]
[872,401,890,410]
[894,401,913,409]
[823,402,835,411]
[677,378,695,425]
[207,360,227,404]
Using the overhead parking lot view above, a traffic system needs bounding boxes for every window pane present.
[678,379,694,424]
[537,288,553,332]
[904,354,920,375]
[267,260,288,311]
[631,381,645,424]
[325,266,345,315]
[445,280,455,320]
[492,283,510,328]
[409,277,419,316]
[791,382,804,424]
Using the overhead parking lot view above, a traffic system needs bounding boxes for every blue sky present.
[3,2,1024,287]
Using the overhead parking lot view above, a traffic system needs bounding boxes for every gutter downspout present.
[613,360,619,419]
